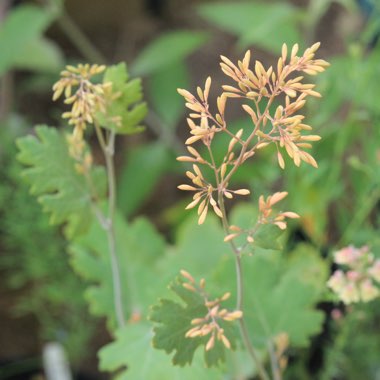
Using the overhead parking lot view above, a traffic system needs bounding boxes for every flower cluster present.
[224,192,299,243]
[178,164,250,225]
[327,245,380,304]
[52,64,109,139]
[177,43,328,224]
[180,270,242,351]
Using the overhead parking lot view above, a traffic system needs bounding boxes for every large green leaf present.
[198,1,301,53]
[16,126,106,238]
[99,323,222,379]
[149,61,190,129]
[0,5,62,75]
[150,276,238,368]
[117,142,172,217]
[131,31,209,76]
[213,243,328,348]
[68,215,166,327]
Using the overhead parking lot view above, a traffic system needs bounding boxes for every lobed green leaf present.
[16,125,106,238]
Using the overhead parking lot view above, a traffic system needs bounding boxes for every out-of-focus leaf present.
[213,241,327,348]
[0,5,61,75]
[11,37,63,73]
[198,1,301,52]
[69,215,166,328]
[16,126,106,238]
[99,322,222,379]
[150,276,237,368]
[97,63,147,134]
[132,31,209,76]
[117,141,172,216]
[149,61,189,129]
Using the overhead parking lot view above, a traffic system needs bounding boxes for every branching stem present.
[206,144,270,380]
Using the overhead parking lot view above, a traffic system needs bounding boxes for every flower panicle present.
[180,270,242,352]
[177,43,328,224]
[52,64,110,143]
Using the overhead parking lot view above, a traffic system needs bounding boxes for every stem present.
[207,143,270,380]
[267,341,282,380]
[95,124,126,328]
[57,10,106,64]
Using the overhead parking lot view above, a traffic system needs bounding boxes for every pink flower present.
[359,279,379,302]
[369,260,380,283]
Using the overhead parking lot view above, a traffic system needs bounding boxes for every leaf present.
[16,126,106,238]
[158,216,229,284]
[117,141,172,217]
[150,276,237,367]
[0,5,62,75]
[213,242,328,349]
[131,31,209,76]
[11,37,63,73]
[68,215,166,328]
[149,61,190,129]
[96,63,147,134]
[230,203,287,251]
[98,322,222,379]
[198,1,301,53]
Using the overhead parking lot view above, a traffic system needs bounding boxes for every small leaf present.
[97,63,147,134]
[149,276,237,367]
[132,31,209,76]
[254,223,284,250]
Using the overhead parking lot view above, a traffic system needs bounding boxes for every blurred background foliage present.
[1,0,380,379]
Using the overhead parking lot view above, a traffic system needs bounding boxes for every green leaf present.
[16,126,106,238]
[213,243,327,348]
[132,31,209,76]
[10,36,63,73]
[230,203,286,251]
[96,63,147,134]
[149,61,190,129]
[117,142,172,216]
[99,322,222,379]
[150,276,237,367]
[0,5,61,75]
[68,215,166,327]
[198,1,301,53]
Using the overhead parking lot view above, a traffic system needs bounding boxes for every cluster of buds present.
[52,64,109,141]
[177,43,328,225]
[224,192,299,243]
[178,164,250,225]
[327,245,380,304]
[180,270,242,351]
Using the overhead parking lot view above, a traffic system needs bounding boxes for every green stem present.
[267,340,282,380]
[57,10,106,64]
[95,125,126,329]
[207,145,270,380]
